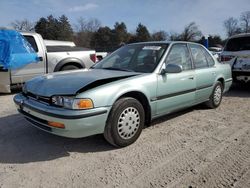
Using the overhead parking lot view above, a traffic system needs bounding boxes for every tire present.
[61,65,79,71]
[205,81,223,109]
[104,97,145,147]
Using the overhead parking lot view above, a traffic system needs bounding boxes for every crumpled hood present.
[24,69,141,97]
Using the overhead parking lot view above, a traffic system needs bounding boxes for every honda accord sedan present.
[14,41,232,147]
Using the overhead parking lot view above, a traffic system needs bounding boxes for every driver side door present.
[156,43,196,116]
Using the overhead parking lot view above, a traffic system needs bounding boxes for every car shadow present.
[224,83,250,98]
[0,84,248,164]
[150,108,194,126]
[0,114,115,164]
[0,108,196,164]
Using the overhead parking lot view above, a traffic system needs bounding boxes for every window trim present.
[164,43,194,72]
[202,47,215,67]
[188,43,211,70]
[23,35,39,53]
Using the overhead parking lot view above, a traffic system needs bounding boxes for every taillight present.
[90,54,96,63]
[220,55,234,62]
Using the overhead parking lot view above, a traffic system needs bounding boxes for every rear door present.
[189,44,216,103]
[156,43,196,115]
[10,34,46,84]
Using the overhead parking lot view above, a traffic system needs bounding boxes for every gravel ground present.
[0,84,249,188]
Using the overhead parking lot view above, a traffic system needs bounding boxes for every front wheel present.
[104,97,145,147]
[205,81,223,108]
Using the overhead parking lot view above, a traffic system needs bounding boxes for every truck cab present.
[0,31,96,93]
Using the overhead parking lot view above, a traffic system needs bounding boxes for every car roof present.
[127,41,202,46]
[228,33,250,39]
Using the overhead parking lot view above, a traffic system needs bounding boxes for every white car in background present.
[220,33,250,82]
[209,47,222,59]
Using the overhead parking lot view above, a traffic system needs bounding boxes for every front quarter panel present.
[76,73,158,113]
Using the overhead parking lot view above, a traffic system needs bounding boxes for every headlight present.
[51,96,94,110]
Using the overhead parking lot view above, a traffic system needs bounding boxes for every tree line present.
[224,11,250,37]
[8,10,250,51]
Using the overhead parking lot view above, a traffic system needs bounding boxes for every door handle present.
[188,76,194,80]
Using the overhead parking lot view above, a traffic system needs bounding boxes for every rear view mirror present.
[163,63,182,74]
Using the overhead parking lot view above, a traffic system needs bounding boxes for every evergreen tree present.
[90,26,114,51]
[113,22,129,45]
[35,15,73,40]
[58,15,73,41]
[135,23,151,42]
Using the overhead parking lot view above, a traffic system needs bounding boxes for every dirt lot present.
[0,85,249,188]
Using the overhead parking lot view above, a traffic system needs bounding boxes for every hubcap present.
[214,85,222,105]
[117,107,140,140]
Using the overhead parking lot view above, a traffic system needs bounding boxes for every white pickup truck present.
[0,31,96,93]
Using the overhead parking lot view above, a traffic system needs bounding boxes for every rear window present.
[225,36,250,51]
[23,36,38,52]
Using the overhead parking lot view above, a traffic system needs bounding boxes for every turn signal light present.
[48,121,65,129]
[77,99,93,109]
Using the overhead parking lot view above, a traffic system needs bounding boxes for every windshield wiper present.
[102,67,134,72]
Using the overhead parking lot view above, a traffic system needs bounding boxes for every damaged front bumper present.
[14,93,111,138]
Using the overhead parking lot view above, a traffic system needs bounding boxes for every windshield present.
[225,36,250,51]
[93,43,168,73]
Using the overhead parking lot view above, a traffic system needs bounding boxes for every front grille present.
[19,109,52,132]
[24,92,51,105]
[25,117,52,132]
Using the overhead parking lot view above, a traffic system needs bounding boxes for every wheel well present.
[60,62,83,70]
[117,91,151,126]
[217,78,225,90]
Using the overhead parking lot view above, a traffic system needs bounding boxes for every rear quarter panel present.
[215,62,232,92]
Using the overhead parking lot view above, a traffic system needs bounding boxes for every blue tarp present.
[0,30,38,69]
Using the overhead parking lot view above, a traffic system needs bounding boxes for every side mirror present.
[163,63,183,74]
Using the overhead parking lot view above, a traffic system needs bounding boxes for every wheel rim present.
[117,107,140,140]
[214,85,222,105]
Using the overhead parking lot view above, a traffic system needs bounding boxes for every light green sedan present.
[14,42,232,147]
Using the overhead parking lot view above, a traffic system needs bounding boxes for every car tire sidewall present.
[105,98,145,147]
[61,65,79,71]
[210,82,223,108]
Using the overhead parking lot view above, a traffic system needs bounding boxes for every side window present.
[189,44,209,69]
[203,49,215,67]
[23,36,38,52]
[165,44,192,71]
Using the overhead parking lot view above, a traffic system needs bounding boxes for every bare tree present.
[224,17,241,37]
[75,17,101,32]
[86,18,101,32]
[11,19,34,31]
[169,32,181,41]
[151,31,168,41]
[179,22,202,41]
[240,11,250,33]
[74,17,101,48]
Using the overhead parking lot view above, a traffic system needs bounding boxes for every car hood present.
[24,69,141,97]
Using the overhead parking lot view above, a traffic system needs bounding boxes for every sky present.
[0,0,250,38]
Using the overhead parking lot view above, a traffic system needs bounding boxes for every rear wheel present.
[61,65,79,71]
[205,81,223,108]
[104,97,145,147]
